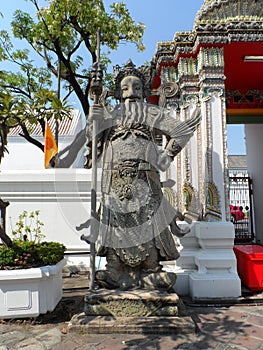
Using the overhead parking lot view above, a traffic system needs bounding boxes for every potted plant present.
[0,210,66,319]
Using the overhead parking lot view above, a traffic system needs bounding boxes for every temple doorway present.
[227,124,254,243]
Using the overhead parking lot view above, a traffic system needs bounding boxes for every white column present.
[210,94,227,219]
[245,124,263,244]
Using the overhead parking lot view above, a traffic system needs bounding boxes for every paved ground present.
[1,275,263,350]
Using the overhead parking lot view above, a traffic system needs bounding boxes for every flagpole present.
[89,29,102,290]
[55,59,61,145]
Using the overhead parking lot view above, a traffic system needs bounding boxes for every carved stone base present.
[68,289,195,334]
[68,315,196,334]
[84,289,181,317]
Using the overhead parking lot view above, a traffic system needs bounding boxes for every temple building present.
[150,0,263,298]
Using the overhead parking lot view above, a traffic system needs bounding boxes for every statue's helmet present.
[113,59,154,100]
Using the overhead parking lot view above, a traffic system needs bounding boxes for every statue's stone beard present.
[120,101,148,126]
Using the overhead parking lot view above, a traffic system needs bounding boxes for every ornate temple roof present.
[194,0,263,30]
[152,0,263,115]
[154,0,263,63]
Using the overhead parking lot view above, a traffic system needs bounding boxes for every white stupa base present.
[173,222,241,299]
[189,272,241,299]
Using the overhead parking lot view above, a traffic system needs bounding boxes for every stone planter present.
[0,259,66,319]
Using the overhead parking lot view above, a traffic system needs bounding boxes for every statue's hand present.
[156,150,173,171]
[80,234,91,244]
[89,104,104,121]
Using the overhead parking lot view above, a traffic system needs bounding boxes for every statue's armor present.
[96,104,180,267]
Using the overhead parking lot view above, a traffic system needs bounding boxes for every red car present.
[230,205,245,222]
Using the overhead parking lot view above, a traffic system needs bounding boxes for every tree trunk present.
[0,227,13,247]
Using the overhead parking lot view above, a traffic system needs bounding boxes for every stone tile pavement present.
[1,275,263,350]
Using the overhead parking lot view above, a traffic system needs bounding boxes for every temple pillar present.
[178,57,202,219]
[198,47,228,221]
[160,48,241,299]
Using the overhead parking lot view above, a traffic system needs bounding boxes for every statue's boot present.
[95,270,119,289]
[140,271,177,291]
[95,269,140,290]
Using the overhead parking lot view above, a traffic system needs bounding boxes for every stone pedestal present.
[84,289,180,317]
[68,289,195,334]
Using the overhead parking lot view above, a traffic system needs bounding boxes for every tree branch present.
[1,85,31,99]
[69,15,97,62]
[0,226,13,247]
[19,124,44,152]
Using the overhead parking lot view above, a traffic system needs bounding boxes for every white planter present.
[0,259,66,319]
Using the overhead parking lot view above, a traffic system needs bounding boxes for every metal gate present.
[229,176,254,243]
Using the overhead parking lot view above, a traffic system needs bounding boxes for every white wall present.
[1,135,85,170]
[1,169,97,259]
[1,137,45,170]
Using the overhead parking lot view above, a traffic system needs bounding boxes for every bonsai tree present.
[0,210,66,269]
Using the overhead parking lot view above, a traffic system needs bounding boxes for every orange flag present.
[44,122,58,168]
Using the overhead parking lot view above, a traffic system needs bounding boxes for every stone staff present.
[88,29,103,290]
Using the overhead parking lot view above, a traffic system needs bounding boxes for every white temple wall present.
[1,169,94,267]
[1,135,85,170]
[245,124,263,244]
[1,138,45,170]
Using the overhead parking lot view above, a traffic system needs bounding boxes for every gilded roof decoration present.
[178,57,198,77]
[198,47,224,69]
[154,0,263,68]
[195,0,263,29]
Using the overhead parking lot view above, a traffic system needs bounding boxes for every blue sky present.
[0,0,246,154]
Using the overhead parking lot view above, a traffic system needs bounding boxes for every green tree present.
[0,0,145,161]
[0,30,72,159]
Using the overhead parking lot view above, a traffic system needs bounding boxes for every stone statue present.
[82,59,201,291]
